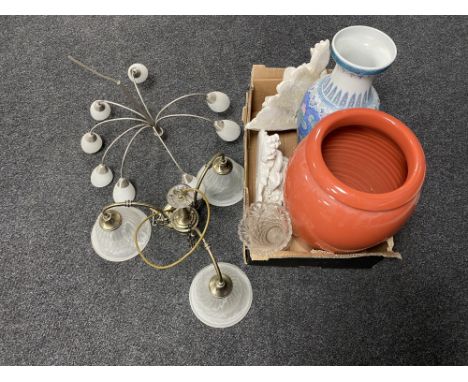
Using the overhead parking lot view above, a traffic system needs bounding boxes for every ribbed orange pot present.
[284,108,426,253]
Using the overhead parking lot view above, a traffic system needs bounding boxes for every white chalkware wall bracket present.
[69,56,251,328]
[245,39,330,132]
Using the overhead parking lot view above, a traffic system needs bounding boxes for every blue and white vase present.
[297,25,397,142]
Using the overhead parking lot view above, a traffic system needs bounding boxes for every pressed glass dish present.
[238,202,292,255]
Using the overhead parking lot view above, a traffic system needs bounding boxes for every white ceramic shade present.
[80,132,103,154]
[215,120,241,142]
[90,101,111,121]
[206,91,230,113]
[128,63,148,84]
[91,164,113,188]
[113,178,136,202]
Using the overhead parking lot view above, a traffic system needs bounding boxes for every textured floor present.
[0,16,467,365]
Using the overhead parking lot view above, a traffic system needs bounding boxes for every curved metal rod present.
[90,117,148,133]
[129,74,154,121]
[97,100,148,120]
[194,227,224,284]
[68,55,121,85]
[102,200,166,220]
[152,132,187,175]
[67,56,150,121]
[155,113,213,126]
[101,123,147,164]
[132,187,211,271]
[119,125,151,178]
[154,93,206,122]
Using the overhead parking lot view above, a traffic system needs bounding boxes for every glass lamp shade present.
[113,178,136,202]
[196,157,244,207]
[128,63,148,84]
[206,91,230,113]
[215,120,241,142]
[90,164,113,188]
[90,101,111,121]
[189,262,253,328]
[91,206,151,262]
[80,132,103,154]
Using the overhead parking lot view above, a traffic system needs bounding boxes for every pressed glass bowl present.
[238,202,292,255]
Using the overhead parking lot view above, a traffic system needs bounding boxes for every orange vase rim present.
[305,108,426,212]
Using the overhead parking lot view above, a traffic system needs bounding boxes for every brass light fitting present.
[71,55,252,328]
[99,209,122,231]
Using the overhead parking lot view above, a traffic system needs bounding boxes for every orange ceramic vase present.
[284,108,426,253]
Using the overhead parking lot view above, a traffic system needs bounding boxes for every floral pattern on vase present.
[297,66,380,142]
[296,25,397,142]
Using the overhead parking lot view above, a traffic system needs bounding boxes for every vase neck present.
[330,64,375,94]
[319,64,378,109]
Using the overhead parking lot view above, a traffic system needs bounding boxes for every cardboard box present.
[241,65,401,264]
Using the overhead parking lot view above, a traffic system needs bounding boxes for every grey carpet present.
[0,16,467,365]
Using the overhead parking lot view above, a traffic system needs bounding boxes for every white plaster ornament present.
[246,40,330,132]
[255,129,288,205]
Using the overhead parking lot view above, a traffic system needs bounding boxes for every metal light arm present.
[100,123,148,164]
[155,113,213,127]
[154,93,206,122]
[68,55,150,121]
[99,191,230,297]
[89,117,148,133]
[99,200,167,231]
[194,227,232,298]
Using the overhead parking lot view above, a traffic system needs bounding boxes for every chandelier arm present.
[89,117,148,133]
[68,55,151,121]
[101,201,167,224]
[119,125,151,178]
[132,187,212,270]
[155,113,213,126]
[194,227,224,285]
[154,93,206,122]
[129,75,154,121]
[68,55,121,85]
[152,132,187,175]
[99,100,148,120]
[118,84,153,122]
[100,123,148,164]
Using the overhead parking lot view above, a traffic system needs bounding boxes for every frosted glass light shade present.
[90,101,111,121]
[80,132,103,154]
[206,91,230,113]
[113,178,136,202]
[214,120,241,142]
[196,157,244,207]
[91,206,151,262]
[128,63,148,84]
[91,164,113,188]
[189,262,253,328]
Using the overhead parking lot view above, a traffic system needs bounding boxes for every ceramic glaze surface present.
[297,25,397,142]
[285,109,426,253]
[322,125,407,193]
